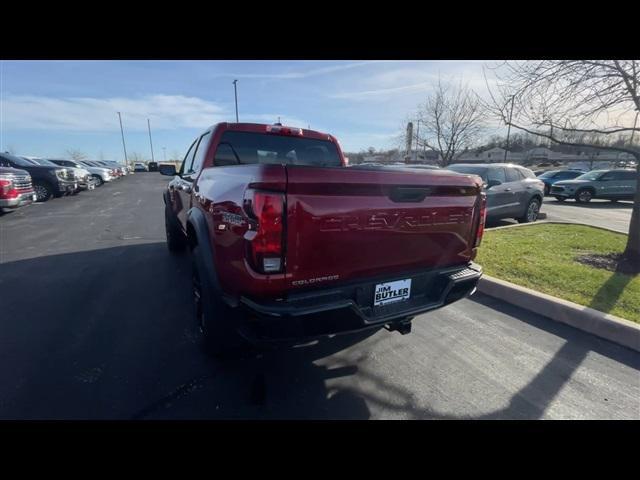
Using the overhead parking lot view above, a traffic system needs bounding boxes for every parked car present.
[134,162,147,172]
[26,157,90,193]
[76,160,116,186]
[550,169,637,203]
[160,122,485,356]
[47,159,97,190]
[94,160,125,176]
[0,153,77,201]
[0,166,36,212]
[447,163,545,223]
[537,169,587,195]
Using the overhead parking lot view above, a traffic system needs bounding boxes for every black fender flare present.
[186,207,237,307]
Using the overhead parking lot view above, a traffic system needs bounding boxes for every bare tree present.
[416,79,486,167]
[66,149,88,162]
[128,152,146,164]
[485,60,640,272]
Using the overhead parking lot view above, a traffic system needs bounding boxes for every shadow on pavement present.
[547,199,633,209]
[2,243,637,420]
[0,242,379,420]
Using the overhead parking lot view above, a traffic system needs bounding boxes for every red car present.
[161,123,486,355]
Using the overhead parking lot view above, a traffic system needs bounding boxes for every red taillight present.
[244,190,285,273]
[475,193,487,247]
[0,179,17,198]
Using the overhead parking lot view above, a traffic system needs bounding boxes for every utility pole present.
[504,95,515,162]
[117,112,128,168]
[232,79,239,122]
[415,119,420,163]
[162,147,166,162]
[147,118,155,162]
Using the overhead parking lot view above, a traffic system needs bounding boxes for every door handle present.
[504,188,512,192]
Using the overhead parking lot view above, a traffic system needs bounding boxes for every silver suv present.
[447,163,546,223]
[550,169,637,203]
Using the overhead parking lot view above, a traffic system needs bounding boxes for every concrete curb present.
[486,220,628,235]
[477,275,640,352]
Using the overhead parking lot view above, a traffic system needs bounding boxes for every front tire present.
[92,175,103,187]
[33,181,53,202]
[517,197,541,223]
[575,189,593,203]
[191,246,244,358]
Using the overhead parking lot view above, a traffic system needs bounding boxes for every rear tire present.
[517,197,541,223]
[191,246,245,358]
[33,181,53,202]
[165,204,186,253]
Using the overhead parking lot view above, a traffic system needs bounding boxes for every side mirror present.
[159,164,176,176]
[487,179,502,188]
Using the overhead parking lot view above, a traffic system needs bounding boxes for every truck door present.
[170,140,197,230]
[175,132,212,230]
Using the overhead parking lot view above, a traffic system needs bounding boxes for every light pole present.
[147,118,155,162]
[162,147,166,162]
[117,112,128,168]
[232,79,239,122]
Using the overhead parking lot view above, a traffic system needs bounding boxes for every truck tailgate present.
[285,166,482,288]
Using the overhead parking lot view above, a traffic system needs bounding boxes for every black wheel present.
[575,189,593,203]
[33,181,53,202]
[164,204,186,253]
[191,246,245,358]
[92,175,103,187]
[555,196,566,202]
[517,198,541,223]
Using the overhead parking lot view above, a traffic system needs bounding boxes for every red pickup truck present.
[161,122,486,355]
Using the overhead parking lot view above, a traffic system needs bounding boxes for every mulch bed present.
[575,252,637,274]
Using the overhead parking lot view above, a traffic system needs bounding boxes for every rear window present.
[517,167,537,179]
[505,168,521,182]
[214,131,342,167]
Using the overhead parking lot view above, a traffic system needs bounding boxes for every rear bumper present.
[0,191,36,208]
[237,262,482,342]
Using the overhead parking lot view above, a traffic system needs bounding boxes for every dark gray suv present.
[550,169,637,203]
[447,163,546,223]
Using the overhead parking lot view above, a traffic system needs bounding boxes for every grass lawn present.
[475,224,640,323]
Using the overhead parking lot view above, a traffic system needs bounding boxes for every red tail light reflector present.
[243,190,285,273]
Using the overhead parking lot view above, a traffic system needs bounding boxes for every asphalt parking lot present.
[1,174,638,419]
[487,197,633,232]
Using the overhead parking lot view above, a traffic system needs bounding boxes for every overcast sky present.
[0,60,496,160]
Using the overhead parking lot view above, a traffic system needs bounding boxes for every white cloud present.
[1,94,228,132]
[0,94,322,136]
[329,82,433,100]
[208,61,392,80]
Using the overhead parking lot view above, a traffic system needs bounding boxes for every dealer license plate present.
[373,279,411,307]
